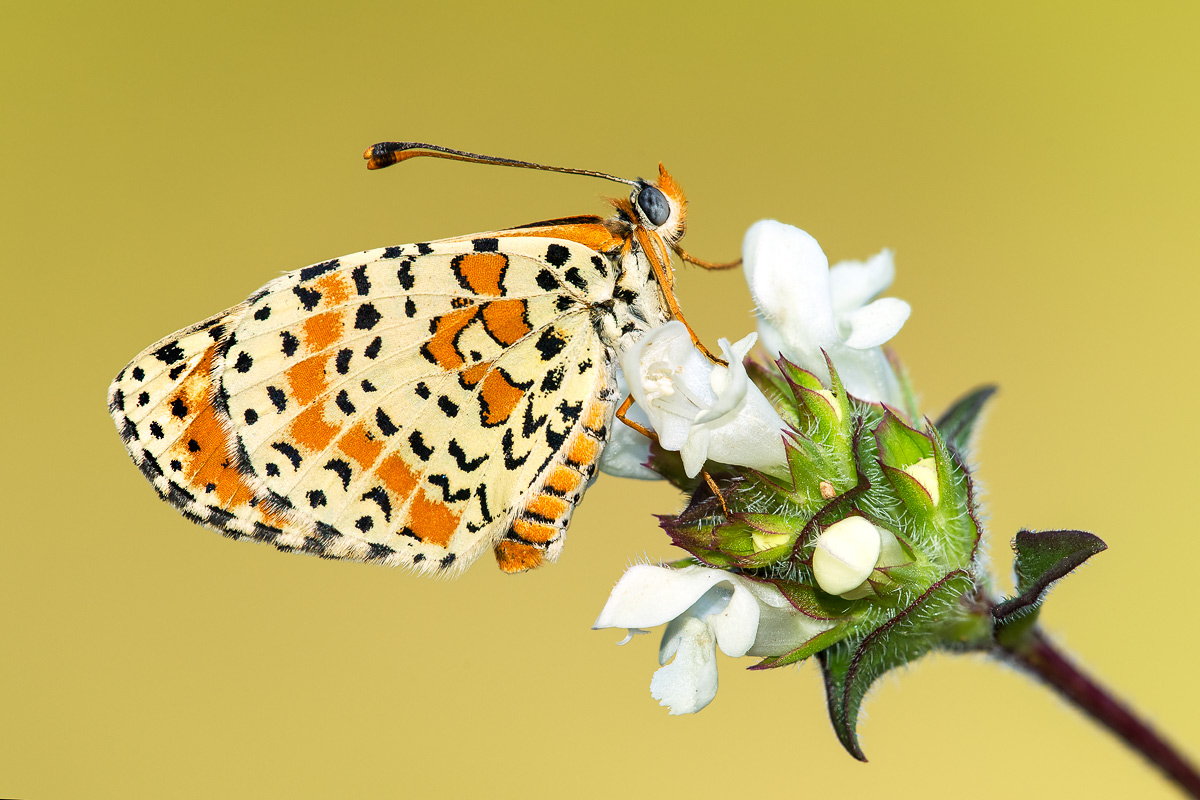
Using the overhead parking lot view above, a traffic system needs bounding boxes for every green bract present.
[658,357,1096,759]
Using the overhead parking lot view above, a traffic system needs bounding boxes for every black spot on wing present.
[447,440,488,472]
[335,348,352,375]
[131,366,145,381]
[266,386,287,413]
[294,286,322,311]
[299,259,340,282]
[534,329,566,361]
[437,396,459,418]
[307,489,327,508]
[535,270,558,291]
[501,429,529,470]
[335,390,355,416]
[352,264,371,296]
[234,351,253,373]
[281,330,299,357]
[270,441,302,470]
[397,260,415,290]
[170,397,188,418]
[355,303,382,330]
[324,459,352,489]
[382,246,404,259]
[472,238,499,252]
[540,366,564,393]
[364,336,382,359]
[409,431,433,461]
[168,363,187,381]
[376,408,398,436]
[545,243,570,266]
[427,473,470,502]
[254,306,271,321]
[154,341,185,364]
[361,486,392,522]
[564,267,588,290]
[591,255,608,277]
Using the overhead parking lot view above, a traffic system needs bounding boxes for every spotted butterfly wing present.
[109,234,621,575]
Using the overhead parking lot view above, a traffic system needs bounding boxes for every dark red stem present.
[998,628,1200,798]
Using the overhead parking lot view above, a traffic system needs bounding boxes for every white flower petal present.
[842,297,911,350]
[592,565,737,631]
[743,221,839,348]
[825,347,901,405]
[650,616,719,715]
[828,249,895,317]
[706,582,761,657]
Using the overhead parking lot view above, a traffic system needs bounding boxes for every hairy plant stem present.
[996,627,1200,798]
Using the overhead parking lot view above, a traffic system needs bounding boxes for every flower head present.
[743,220,910,405]
[593,564,833,714]
[619,321,789,479]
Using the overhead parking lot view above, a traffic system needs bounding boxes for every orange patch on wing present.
[480,299,531,346]
[583,401,608,433]
[453,252,508,296]
[567,433,600,466]
[545,465,582,495]
[313,272,351,307]
[285,354,328,406]
[303,311,343,352]
[503,224,620,253]
[513,518,560,544]
[526,494,569,522]
[338,421,383,470]
[407,490,461,548]
[289,404,339,452]
[375,453,418,499]
[460,360,491,388]
[494,540,544,573]
[424,306,479,370]
[478,369,527,427]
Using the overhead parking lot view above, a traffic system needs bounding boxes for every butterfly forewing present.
[112,234,621,575]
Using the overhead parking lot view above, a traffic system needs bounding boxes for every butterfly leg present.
[614,395,729,517]
[673,245,742,271]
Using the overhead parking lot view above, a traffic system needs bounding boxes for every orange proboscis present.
[493,540,544,573]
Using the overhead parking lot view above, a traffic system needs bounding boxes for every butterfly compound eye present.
[637,185,671,227]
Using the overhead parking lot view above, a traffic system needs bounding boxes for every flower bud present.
[812,517,882,597]
[903,457,940,506]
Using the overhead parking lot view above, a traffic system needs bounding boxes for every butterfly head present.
[630,164,687,244]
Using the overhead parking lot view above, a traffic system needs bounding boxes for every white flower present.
[593,564,834,714]
[743,220,911,405]
[618,321,789,479]
[597,367,662,480]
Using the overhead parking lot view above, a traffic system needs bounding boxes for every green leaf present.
[934,384,997,457]
[993,529,1107,629]
[818,570,975,761]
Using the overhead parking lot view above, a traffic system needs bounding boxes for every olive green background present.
[4,2,1198,798]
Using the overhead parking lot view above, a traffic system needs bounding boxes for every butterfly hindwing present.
[112,235,621,574]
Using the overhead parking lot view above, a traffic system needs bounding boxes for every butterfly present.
[107,142,737,576]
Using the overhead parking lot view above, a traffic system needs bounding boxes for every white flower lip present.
[743,220,910,406]
[812,516,883,597]
[595,564,833,714]
[619,321,790,479]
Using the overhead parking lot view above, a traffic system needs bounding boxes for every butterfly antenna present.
[364,142,638,187]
